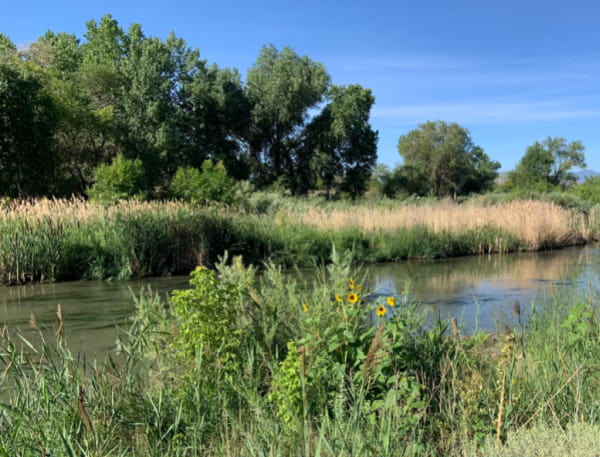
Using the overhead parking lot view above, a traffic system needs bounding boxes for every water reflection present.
[0,276,191,359]
[370,245,600,330]
[0,244,599,358]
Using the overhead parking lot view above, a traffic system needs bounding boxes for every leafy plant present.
[87,153,146,202]
[170,160,235,205]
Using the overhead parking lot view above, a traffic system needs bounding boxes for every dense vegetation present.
[2,14,600,457]
[0,15,378,199]
[1,252,600,456]
[0,197,596,285]
[1,14,595,205]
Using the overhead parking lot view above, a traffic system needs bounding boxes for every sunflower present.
[376,306,387,316]
[302,303,309,312]
[357,285,363,291]
[347,292,358,304]
[335,294,342,303]
[387,296,396,307]
[348,278,355,290]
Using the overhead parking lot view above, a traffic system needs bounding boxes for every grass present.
[1,251,599,456]
[0,196,598,284]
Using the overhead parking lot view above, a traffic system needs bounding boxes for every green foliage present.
[386,163,430,198]
[1,17,383,199]
[170,160,235,205]
[0,63,57,196]
[308,84,378,199]
[504,137,586,191]
[570,176,600,205]
[245,44,331,188]
[397,121,499,198]
[87,153,146,202]
[267,248,428,443]
[0,33,17,63]
[170,266,242,372]
[4,248,600,456]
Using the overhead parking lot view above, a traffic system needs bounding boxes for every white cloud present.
[372,100,600,124]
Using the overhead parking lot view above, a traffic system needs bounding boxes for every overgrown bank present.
[1,251,599,456]
[0,197,598,284]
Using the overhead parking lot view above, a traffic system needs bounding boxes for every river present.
[1,244,599,359]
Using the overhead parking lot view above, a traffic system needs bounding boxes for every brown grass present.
[0,197,190,221]
[291,200,595,249]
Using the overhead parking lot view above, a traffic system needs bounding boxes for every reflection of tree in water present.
[370,246,597,298]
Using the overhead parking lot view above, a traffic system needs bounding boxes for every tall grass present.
[0,197,597,284]
[293,200,597,249]
[1,252,599,456]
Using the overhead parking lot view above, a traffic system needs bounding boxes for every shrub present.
[87,154,146,202]
[570,176,600,205]
[170,160,235,205]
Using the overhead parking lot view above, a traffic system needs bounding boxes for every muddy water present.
[1,245,598,359]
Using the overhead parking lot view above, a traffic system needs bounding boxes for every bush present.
[87,154,146,202]
[170,160,235,205]
[570,176,600,205]
[543,191,591,212]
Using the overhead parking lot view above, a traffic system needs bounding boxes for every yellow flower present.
[335,294,342,303]
[357,285,363,291]
[347,293,358,304]
[302,303,308,312]
[376,306,387,316]
[387,296,396,307]
[348,278,355,290]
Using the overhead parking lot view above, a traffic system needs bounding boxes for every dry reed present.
[0,197,189,222]
[291,200,593,249]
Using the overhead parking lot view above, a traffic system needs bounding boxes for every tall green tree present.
[397,121,499,198]
[24,30,118,194]
[505,137,585,191]
[307,84,378,198]
[0,63,57,196]
[0,33,17,64]
[245,45,330,187]
[117,24,182,186]
[177,64,251,179]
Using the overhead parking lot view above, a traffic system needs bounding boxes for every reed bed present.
[292,200,596,249]
[0,197,597,284]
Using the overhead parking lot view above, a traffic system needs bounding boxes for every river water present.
[1,245,599,359]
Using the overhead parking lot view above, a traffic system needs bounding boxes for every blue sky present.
[3,0,600,171]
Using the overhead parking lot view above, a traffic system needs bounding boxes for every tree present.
[0,34,17,64]
[0,63,57,196]
[505,137,585,191]
[24,30,118,195]
[308,84,378,198]
[245,45,330,187]
[397,121,499,198]
[387,164,429,198]
[177,64,251,180]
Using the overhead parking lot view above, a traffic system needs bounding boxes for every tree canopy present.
[0,16,381,199]
[245,44,330,188]
[504,137,586,191]
[308,84,378,198]
[397,121,499,198]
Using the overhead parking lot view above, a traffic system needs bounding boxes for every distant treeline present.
[1,15,593,202]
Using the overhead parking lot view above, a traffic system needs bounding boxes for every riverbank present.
[0,197,598,284]
[1,252,599,456]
